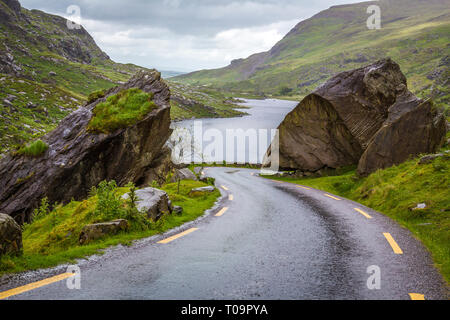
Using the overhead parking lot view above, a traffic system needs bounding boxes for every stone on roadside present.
[189,186,215,197]
[0,213,23,256]
[418,154,444,165]
[122,187,171,221]
[170,168,198,183]
[172,206,183,215]
[79,219,129,245]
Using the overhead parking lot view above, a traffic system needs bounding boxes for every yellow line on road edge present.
[383,233,403,254]
[157,228,198,244]
[354,208,373,219]
[324,194,342,201]
[215,207,229,217]
[409,293,425,300]
[221,185,229,191]
[229,194,234,201]
[297,185,311,190]
[0,273,75,300]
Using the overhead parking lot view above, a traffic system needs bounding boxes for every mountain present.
[174,0,450,112]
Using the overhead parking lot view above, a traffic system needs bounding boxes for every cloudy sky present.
[20,0,362,72]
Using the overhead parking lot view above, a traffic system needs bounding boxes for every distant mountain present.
[174,0,450,112]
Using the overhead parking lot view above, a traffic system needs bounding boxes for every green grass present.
[0,180,220,276]
[263,151,450,283]
[15,139,48,157]
[87,88,157,134]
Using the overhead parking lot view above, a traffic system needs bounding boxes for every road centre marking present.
[354,208,373,219]
[0,273,75,300]
[221,185,229,191]
[383,233,403,254]
[324,194,342,201]
[409,293,425,300]
[215,207,229,217]
[229,194,234,201]
[157,228,199,244]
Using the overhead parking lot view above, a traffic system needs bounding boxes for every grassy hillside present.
[265,141,450,283]
[174,0,450,113]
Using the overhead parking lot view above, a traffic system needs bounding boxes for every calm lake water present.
[170,99,298,164]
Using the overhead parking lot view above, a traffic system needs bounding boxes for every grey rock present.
[172,206,183,215]
[418,153,444,165]
[0,213,22,256]
[170,168,197,183]
[189,186,215,197]
[48,71,57,76]
[122,187,171,221]
[79,219,128,245]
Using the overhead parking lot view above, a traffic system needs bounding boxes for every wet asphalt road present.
[0,167,448,300]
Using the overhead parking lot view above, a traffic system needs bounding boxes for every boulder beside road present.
[79,219,129,245]
[0,213,23,256]
[122,187,171,221]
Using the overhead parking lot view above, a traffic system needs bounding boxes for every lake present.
[170,99,298,164]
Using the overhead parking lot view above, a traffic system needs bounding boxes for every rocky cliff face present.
[266,59,446,175]
[0,70,173,223]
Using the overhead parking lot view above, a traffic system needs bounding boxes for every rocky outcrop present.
[121,187,171,221]
[79,219,129,245]
[0,70,173,223]
[0,213,22,256]
[265,59,446,175]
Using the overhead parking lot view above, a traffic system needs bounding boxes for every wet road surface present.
[0,167,448,300]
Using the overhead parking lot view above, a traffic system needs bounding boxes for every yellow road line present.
[297,185,311,190]
[221,185,229,191]
[409,293,425,300]
[354,208,373,219]
[383,233,403,254]
[157,228,198,244]
[215,207,229,217]
[229,194,234,201]
[0,273,75,300]
[324,194,342,201]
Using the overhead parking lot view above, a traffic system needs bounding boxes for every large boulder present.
[0,213,22,256]
[357,99,446,175]
[265,59,446,175]
[79,219,129,245]
[122,187,171,221]
[170,168,197,183]
[0,70,173,223]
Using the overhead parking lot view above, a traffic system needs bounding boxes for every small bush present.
[87,88,157,134]
[16,140,48,157]
[87,89,106,104]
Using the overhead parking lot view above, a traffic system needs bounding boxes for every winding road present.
[0,167,448,300]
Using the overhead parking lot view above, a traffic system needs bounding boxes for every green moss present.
[16,140,48,157]
[263,151,450,283]
[87,88,157,134]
